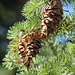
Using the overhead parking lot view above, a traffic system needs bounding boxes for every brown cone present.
[40,0,63,38]
[18,31,41,70]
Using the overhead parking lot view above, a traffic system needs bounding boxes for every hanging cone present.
[40,0,63,38]
[18,30,41,70]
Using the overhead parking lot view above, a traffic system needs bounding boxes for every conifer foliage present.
[2,0,75,75]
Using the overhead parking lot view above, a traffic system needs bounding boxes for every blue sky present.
[63,3,74,15]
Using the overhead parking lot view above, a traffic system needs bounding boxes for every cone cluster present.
[17,0,63,70]
[18,32,41,70]
[40,0,63,38]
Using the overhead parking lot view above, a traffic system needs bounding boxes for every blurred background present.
[0,0,28,75]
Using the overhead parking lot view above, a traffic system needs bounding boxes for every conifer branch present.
[2,0,75,74]
[22,0,46,18]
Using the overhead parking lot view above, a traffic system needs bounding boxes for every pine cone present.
[40,0,63,38]
[18,32,41,70]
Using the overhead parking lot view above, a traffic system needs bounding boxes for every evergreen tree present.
[2,0,75,75]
